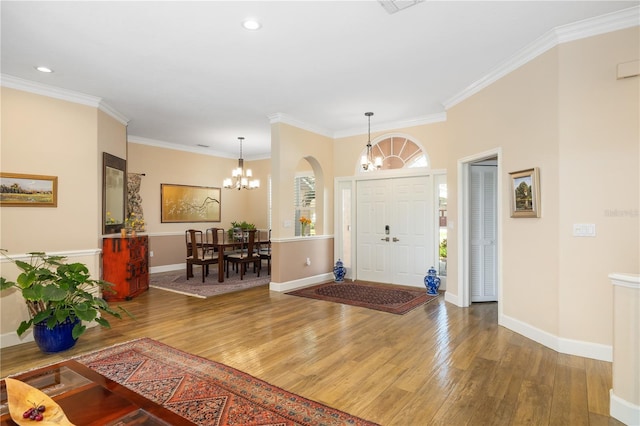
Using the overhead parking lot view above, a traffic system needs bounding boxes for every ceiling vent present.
[378,0,424,14]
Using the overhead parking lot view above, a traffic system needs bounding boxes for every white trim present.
[0,249,101,263]
[609,273,640,289]
[443,6,640,111]
[444,291,459,306]
[128,135,270,161]
[269,272,333,292]
[149,263,184,274]
[0,329,34,349]
[456,147,503,309]
[334,112,447,139]
[500,313,613,362]
[610,389,640,426]
[268,113,334,138]
[1,74,128,125]
[270,234,334,244]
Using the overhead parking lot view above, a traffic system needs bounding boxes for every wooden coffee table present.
[0,360,195,425]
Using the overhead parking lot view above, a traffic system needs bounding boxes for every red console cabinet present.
[102,236,149,301]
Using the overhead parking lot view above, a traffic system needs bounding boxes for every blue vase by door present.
[333,259,346,283]
[33,317,79,353]
[424,266,441,296]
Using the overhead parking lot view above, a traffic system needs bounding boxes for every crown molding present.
[334,112,447,139]
[127,135,271,161]
[128,135,234,159]
[1,73,129,125]
[443,6,640,111]
[268,113,334,138]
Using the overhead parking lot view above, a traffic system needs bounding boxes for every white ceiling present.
[2,1,638,159]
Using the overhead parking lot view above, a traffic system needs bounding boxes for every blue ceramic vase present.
[424,266,441,296]
[33,317,79,353]
[333,259,346,283]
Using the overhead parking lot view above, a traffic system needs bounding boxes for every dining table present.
[213,238,269,282]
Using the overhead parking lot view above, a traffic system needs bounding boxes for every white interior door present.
[469,165,497,302]
[357,176,433,287]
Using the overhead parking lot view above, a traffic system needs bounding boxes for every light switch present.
[573,224,596,237]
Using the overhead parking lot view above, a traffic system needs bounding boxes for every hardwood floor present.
[1,284,622,425]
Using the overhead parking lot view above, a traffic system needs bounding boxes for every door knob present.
[380,237,389,242]
[392,237,400,242]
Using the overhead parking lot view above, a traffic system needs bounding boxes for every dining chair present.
[258,229,272,275]
[186,229,218,282]
[204,227,224,256]
[225,229,260,280]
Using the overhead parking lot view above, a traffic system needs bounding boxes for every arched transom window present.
[362,136,428,171]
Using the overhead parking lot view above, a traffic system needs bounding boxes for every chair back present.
[186,229,204,260]
[244,229,257,258]
[205,227,224,251]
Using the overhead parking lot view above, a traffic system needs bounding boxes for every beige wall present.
[0,87,126,340]
[557,28,639,344]
[126,142,271,268]
[446,27,639,348]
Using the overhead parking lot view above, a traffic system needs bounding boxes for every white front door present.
[469,165,498,302]
[356,176,433,287]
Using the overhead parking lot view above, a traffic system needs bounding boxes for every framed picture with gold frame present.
[0,172,58,207]
[509,167,541,218]
[161,183,221,223]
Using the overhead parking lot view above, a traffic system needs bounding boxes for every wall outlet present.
[305,258,311,266]
[149,251,154,257]
[573,224,596,237]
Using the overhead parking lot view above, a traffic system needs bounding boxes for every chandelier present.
[361,112,382,171]
[223,137,260,190]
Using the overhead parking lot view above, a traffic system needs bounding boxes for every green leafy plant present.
[439,238,447,258]
[0,250,130,339]
[228,221,256,239]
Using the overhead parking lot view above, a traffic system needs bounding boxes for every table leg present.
[218,245,224,282]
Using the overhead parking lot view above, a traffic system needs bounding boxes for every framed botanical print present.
[509,167,541,218]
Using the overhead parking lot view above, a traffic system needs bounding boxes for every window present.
[362,136,428,171]
[294,174,315,236]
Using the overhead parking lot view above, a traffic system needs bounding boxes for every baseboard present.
[0,330,34,349]
[500,313,612,362]
[270,273,333,292]
[444,291,459,306]
[610,389,640,426]
[149,263,184,274]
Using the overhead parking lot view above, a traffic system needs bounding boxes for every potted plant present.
[0,250,129,353]
[228,221,256,241]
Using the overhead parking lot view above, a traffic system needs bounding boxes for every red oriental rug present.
[74,338,378,426]
[286,281,438,315]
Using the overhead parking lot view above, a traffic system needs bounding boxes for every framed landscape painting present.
[161,183,221,223]
[509,167,541,218]
[0,173,58,207]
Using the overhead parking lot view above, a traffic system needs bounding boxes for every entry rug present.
[286,281,438,315]
[149,269,270,299]
[75,338,379,426]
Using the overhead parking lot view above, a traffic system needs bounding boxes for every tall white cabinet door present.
[470,165,498,302]
[356,179,392,283]
[356,176,433,287]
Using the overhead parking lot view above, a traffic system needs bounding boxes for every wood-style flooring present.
[0,283,622,425]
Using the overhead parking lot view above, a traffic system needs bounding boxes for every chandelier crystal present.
[361,112,382,171]
[223,137,260,190]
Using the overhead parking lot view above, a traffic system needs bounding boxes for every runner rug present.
[149,269,270,299]
[286,281,438,315]
[75,338,378,426]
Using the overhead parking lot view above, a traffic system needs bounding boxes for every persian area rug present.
[286,281,438,315]
[149,269,269,299]
[75,338,378,426]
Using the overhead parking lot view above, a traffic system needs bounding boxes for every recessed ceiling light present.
[35,66,53,73]
[242,19,261,31]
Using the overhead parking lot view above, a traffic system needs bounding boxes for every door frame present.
[456,148,503,309]
[335,168,442,283]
